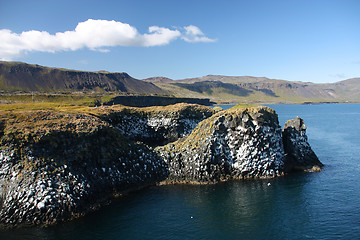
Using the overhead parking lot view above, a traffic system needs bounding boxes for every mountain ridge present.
[0,61,164,94]
[0,61,359,104]
[147,75,360,103]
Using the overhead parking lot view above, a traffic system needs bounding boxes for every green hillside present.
[151,75,360,104]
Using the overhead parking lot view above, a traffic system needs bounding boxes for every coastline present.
[0,103,322,227]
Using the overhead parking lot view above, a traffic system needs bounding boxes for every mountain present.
[1,61,358,104]
[142,77,174,84]
[148,75,360,104]
[0,61,165,94]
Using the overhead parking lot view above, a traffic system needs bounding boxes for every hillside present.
[1,61,359,104]
[150,75,360,104]
[142,77,174,84]
[0,61,165,94]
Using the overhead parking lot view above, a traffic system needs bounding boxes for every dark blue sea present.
[1,104,360,239]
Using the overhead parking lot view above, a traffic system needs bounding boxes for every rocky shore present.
[0,103,322,227]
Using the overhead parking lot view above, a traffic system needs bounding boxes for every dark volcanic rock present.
[0,104,322,227]
[156,106,286,183]
[0,111,167,226]
[282,116,323,172]
[101,103,215,146]
[104,96,213,107]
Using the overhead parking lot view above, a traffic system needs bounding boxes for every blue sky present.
[0,0,359,83]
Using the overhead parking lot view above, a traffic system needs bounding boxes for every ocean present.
[1,103,360,239]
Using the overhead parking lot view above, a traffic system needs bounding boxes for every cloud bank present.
[0,19,216,60]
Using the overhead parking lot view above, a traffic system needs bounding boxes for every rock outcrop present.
[282,116,323,171]
[0,104,322,227]
[156,107,322,184]
[105,96,213,107]
[0,111,167,226]
[156,106,285,183]
[100,103,215,145]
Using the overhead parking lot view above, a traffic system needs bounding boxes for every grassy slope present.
[0,100,214,119]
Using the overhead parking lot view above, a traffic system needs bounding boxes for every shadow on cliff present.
[25,127,170,218]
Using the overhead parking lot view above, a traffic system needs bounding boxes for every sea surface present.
[1,104,360,239]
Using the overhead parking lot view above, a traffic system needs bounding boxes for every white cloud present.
[182,25,217,43]
[0,19,215,60]
[143,26,181,46]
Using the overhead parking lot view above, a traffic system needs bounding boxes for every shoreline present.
[0,103,322,227]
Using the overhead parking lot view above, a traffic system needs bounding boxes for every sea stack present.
[282,116,323,172]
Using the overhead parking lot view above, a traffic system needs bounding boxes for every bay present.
[1,104,360,239]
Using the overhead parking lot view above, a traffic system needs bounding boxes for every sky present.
[0,0,359,83]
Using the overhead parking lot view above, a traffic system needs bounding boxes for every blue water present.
[1,104,360,239]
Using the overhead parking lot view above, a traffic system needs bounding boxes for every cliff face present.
[0,111,168,225]
[101,103,215,145]
[282,116,323,171]
[0,104,322,226]
[157,107,286,183]
[105,96,214,107]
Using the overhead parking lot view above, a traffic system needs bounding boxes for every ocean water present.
[1,104,360,239]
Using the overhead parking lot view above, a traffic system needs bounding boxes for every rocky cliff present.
[0,111,168,225]
[100,103,214,145]
[282,116,323,172]
[156,106,322,184]
[104,96,214,107]
[0,104,322,227]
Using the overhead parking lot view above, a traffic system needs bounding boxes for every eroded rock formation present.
[100,103,214,145]
[0,104,322,227]
[282,116,323,171]
[156,106,286,183]
[0,111,167,225]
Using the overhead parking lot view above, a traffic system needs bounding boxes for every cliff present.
[0,110,167,225]
[100,103,214,145]
[282,116,323,172]
[104,96,214,107]
[156,106,322,184]
[0,104,322,227]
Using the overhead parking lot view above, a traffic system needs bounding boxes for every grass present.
[0,93,118,106]
[229,104,260,110]
[154,82,348,104]
[0,93,123,117]
[0,94,215,122]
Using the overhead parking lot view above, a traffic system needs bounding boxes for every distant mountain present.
[0,61,165,94]
[149,75,360,104]
[1,61,359,104]
[142,77,174,84]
